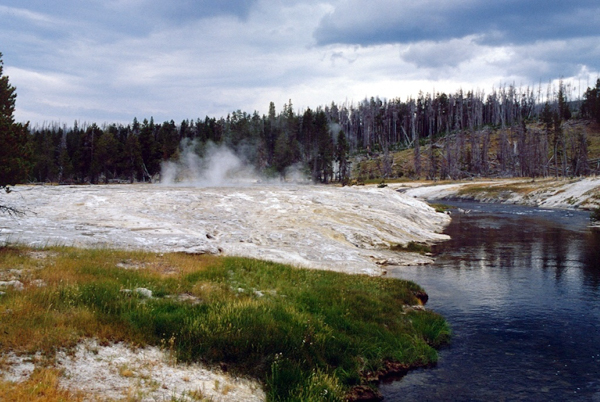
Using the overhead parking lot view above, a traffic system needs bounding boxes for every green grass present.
[428,203,453,213]
[0,246,450,401]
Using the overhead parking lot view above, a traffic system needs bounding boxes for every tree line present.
[3,46,600,186]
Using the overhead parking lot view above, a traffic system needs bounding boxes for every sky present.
[1,0,599,126]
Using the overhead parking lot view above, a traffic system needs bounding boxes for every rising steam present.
[160,141,259,186]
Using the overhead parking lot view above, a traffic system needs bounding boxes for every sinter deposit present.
[1,184,450,275]
[401,177,600,210]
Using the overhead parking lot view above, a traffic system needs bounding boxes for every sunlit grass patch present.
[0,367,84,402]
[456,181,540,198]
[0,246,450,401]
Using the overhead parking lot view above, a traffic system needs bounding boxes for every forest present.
[11,76,600,185]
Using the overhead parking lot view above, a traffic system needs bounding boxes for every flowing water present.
[382,201,600,401]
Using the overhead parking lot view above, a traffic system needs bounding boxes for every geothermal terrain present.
[3,177,598,400]
[399,177,600,210]
[1,183,450,275]
[0,183,451,401]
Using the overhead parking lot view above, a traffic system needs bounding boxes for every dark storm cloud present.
[1,0,256,19]
[1,0,258,39]
[314,0,600,46]
[2,0,599,125]
[147,0,258,21]
[494,37,600,81]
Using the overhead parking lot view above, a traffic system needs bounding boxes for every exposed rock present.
[116,260,144,270]
[0,280,24,291]
[402,304,426,313]
[0,269,24,280]
[30,279,47,288]
[171,293,202,304]
[27,250,59,260]
[134,287,153,298]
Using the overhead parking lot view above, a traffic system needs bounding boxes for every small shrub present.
[390,241,432,254]
[429,203,452,213]
[591,207,600,222]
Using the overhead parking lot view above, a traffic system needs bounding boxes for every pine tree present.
[335,130,349,184]
[0,52,31,188]
[0,52,31,214]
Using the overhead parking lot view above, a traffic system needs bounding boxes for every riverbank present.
[395,177,600,210]
[0,247,450,401]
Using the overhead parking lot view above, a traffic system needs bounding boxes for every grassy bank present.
[0,246,450,401]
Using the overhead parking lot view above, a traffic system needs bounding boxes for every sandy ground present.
[1,183,451,400]
[397,177,600,210]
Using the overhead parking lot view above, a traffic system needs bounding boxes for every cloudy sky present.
[1,0,599,125]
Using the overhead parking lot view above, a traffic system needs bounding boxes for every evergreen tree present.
[557,80,571,121]
[0,52,31,189]
[581,79,600,123]
[95,130,119,182]
[0,52,31,215]
[273,132,293,179]
[335,130,349,184]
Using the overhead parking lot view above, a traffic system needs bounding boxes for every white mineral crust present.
[1,184,450,275]
[401,177,600,209]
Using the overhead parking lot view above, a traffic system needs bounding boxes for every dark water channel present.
[382,201,600,401]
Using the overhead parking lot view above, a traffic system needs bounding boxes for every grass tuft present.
[0,367,84,401]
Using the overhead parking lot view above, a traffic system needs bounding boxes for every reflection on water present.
[382,202,600,401]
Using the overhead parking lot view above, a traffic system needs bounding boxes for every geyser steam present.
[160,141,256,186]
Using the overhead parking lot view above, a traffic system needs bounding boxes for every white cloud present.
[0,5,55,25]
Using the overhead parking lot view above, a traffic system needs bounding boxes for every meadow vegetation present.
[0,246,450,401]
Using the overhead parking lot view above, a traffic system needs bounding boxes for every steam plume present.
[160,141,257,186]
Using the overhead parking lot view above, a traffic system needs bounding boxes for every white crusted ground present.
[398,177,600,210]
[2,340,264,402]
[1,183,450,275]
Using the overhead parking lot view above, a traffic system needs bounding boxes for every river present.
[382,201,600,401]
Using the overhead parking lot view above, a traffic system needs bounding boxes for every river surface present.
[382,201,600,401]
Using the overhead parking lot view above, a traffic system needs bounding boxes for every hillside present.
[351,118,600,182]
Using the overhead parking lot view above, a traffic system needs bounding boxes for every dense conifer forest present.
[11,75,600,184]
